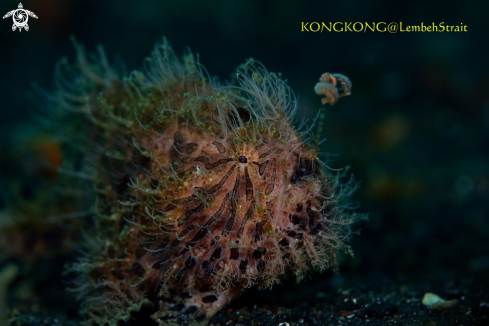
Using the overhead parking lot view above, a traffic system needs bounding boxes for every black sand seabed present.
[5,272,489,326]
[209,275,489,326]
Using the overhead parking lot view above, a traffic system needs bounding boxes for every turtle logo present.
[3,3,38,32]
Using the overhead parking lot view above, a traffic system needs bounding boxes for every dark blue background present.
[1,0,488,297]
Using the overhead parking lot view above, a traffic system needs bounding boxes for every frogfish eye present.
[238,155,247,163]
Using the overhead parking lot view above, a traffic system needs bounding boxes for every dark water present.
[0,0,488,324]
